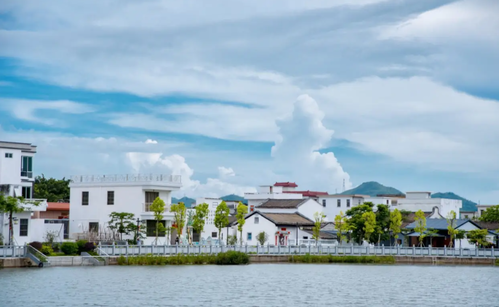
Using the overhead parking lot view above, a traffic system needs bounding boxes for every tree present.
[389,209,403,246]
[414,210,427,247]
[108,212,136,241]
[236,202,248,245]
[346,202,374,244]
[0,195,38,245]
[479,205,499,222]
[186,210,194,245]
[446,210,458,248]
[256,231,268,246]
[192,203,209,241]
[334,211,349,245]
[426,228,439,247]
[362,211,376,243]
[171,202,187,240]
[33,175,70,202]
[373,204,390,245]
[312,212,326,245]
[466,229,490,247]
[455,229,466,249]
[150,197,166,245]
[214,201,230,245]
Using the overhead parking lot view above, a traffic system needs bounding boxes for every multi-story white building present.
[193,197,237,244]
[69,174,182,244]
[397,192,462,217]
[0,141,48,245]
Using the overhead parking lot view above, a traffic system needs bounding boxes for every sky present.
[0,0,498,202]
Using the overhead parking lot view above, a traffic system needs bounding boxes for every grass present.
[495,259,499,266]
[118,251,249,266]
[289,254,395,264]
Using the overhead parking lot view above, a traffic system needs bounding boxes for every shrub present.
[215,251,249,265]
[289,254,395,264]
[83,242,96,252]
[52,243,61,252]
[29,241,43,251]
[61,242,79,255]
[40,244,54,256]
[76,240,88,254]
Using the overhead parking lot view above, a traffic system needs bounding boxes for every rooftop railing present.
[70,174,182,184]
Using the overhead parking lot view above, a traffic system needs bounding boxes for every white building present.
[193,197,238,244]
[69,174,182,244]
[0,141,48,245]
[397,192,462,217]
[476,204,496,219]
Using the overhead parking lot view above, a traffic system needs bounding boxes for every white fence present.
[0,246,26,258]
[95,244,499,258]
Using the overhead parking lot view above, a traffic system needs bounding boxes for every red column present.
[275,235,278,245]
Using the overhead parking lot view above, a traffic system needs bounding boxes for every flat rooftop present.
[0,141,37,153]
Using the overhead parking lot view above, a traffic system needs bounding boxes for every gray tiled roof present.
[258,199,307,209]
[406,219,473,230]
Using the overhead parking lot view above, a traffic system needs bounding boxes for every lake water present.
[0,264,498,306]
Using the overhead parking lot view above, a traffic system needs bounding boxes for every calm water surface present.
[0,264,498,307]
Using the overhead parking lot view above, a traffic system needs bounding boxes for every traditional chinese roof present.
[284,190,329,197]
[258,199,308,209]
[242,211,314,226]
[274,182,298,188]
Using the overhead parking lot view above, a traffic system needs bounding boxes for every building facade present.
[69,174,182,244]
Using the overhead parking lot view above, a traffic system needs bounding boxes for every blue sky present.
[0,0,498,202]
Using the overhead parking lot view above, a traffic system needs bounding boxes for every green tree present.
[446,210,458,248]
[334,211,349,245]
[256,231,268,246]
[192,203,209,242]
[236,202,248,245]
[373,204,390,245]
[214,201,230,244]
[426,228,439,247]
[466,229,490,247]
[0,195,38,245]
[33,175,70,202]
[171,202,187,240]
[312,212,326,245]
[346,202,374,244]
[150,197,166,245]
[108,212,136,241]
[479,205,499,222]
[362,211,376,242]
[414,210,427,247]
[455,229,466,249]
[389,209,403,246]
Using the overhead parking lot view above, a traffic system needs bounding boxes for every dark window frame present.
[347,199,351,208]
[19,218,28,236]
[89,222,99,233]
[337,199,341,207]
[211,232,217,238]
[247,232,252,241]
[107,191,114,205]
[146,220,166,237]
[82,191,89,206]
[5,153,13,158]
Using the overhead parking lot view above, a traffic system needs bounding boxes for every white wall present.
[319,196,363,220]
[456,221,481,249]
[0,148,22,185]
[241,213,277,245]
[297,199,325,221]
[397,198,462,217]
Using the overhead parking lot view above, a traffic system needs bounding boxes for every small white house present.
[69,173,182,244]
[256,198,325,221]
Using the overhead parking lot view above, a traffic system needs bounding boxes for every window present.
[21,156,33,178]
[82,191,89,206]
[212,202,218,209]
[247,232,252,241]
[89,222,99,233]
[146,220,166,236]
[19,219,28,236]
[211,232,217,238]
[4,153,13,158]
[337,199,341,207]
[255,217,259,224]
[22,186,32,199]
[322,199,326,207]
[107,191,114,205]
[347,199,351,207]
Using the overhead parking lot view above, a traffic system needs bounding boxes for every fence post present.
[491,246,494,258]
[126,242,128,258]
[397,245,400,256]
[308,244,311,254]
[245,244,248,254]
[256,244,259,255]
[444,245,447,256]
[176,243,179,255]
[412,245,415,256]
[278,244,281,255]
[382,244,385,255]
[298,245,301,254]
[267,243,270,254]
[209,244,212,255]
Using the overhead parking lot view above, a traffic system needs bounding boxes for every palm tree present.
[0,195,26,246]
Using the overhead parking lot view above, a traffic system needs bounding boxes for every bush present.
[61,242,79,255]
[83,242,96,252]
[29,241,43,251]
[40,244,54,256]
[76,240,88,254]
[215,251,249,265]
[289,254,395,264]
[52,243,61,252]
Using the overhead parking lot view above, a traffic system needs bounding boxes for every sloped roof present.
[258,199,308,209]
[302,229,336,239]
[284,191,328,197]
[406,219,478,230]
[401,212,433,228]
[47,202,70,211]
[475,221,499,231]
[242,211,314,226]
[274,182,298,187]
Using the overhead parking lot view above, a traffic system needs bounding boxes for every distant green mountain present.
[221,194,247,205]
[431,192,477,212]
[341,181,404,197]
[172,197,195,208]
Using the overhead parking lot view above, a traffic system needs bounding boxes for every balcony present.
[71,174,182,185]
[143,202,171,212]
[20,171,33,179]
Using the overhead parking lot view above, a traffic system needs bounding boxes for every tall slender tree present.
[446,210,458,248]
[171,202,187,241]
[192,203,209,242]
[214,201,230,245]
[236,202,248,245]
[389,209,403,246]
[150,197,166,245]
[312,212,326,246]
[108,212,136,241]
[334,211,349,245]
[362,211,376,243]
[414,210,427,247]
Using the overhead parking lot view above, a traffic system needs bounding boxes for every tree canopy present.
[192,203,209,236]
[171,202,186,236]
[479,205,499,222]
[334,211,349,244]
[346,202,374,244]
[108,212,136,241]
[34,175,70,202]
[236,202,248,245]
[214,201,230,243]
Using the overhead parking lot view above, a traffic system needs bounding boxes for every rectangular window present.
[22,186,32,199]
[255,216,259,224]
[19,219,28,236]
[21,156,33,178]
[5,153,13,158]
[337,199,341,207]
[212,202,218,209]
[82,191,89,206]
[146,220,166,236]
[322,199,326,207]
[89,222,99,233]
[212,232,217,238]
[107,191,114,205]
[347,199,351,207]
[247,232,252,241]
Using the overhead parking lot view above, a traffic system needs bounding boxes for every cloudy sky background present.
[1,0,498,202]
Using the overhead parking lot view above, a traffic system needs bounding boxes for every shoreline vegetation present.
[289,254,395,264]
[117,251,250,265]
